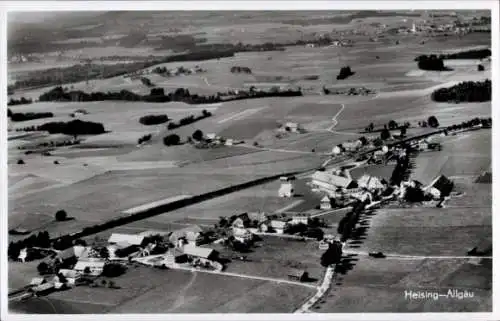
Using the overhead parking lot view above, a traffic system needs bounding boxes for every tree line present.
[139,114,169,126]
[8,97,33,106]
[167,109,212,130]
[431,79,491,103]
[416,48,491,61]
[9,111,54,122]
[18,119,106,137]
[415,55,450,71]
[38,86,302,105]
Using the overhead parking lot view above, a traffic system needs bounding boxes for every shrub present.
[17,159,25,165]
[192,129,204,141]
[415,55,448,71]
[427,116,440,128]
[138,134,152,145]
[163,134,181,146]
[139,114,169,125]
[7,108,12,118]
[102,263,127,277]
[55,210,67,221]
[37,262,51,275]
[380,128,391,140]
[336,66,355,80]
[388,120,398,130]
[478,64,485,71]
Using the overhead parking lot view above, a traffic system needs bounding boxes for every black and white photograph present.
[2,1,497,318]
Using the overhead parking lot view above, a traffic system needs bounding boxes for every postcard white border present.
[1,1,498,321]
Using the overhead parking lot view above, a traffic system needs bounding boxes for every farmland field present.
[8,10,492,315]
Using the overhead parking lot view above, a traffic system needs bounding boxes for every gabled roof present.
[30,277,45,286]
[137,230,172,237]
[312,171,356,189]
[74,260,105,270]
[182,245,216,259]
[288,268,307,277]
[321,195,331,202]
[108,233,145,246]
[270,220,288,229]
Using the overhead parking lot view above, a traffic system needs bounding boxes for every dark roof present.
[431,175,454,196]
[288,268,307,278]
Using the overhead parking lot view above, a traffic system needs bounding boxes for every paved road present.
[343,249,492,260]
[174,266,317,289]
[295,266,335,313]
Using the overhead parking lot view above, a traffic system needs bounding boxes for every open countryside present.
[7,9,492,314]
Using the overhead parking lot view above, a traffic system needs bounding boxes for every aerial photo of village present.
[6,9,493,314]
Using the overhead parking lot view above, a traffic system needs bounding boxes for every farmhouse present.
[58,269,79,285]
[73,260,105,276]
[284,122,301,133]
[182,245,219,261]
[357,175,385,192]
[108,233,146,247]
[342,140,362,152]
[287,269,309,282]
[311,171,358,195]
[169,225,204,246]
[137,230,172,238]
[291,214,309,225]
[164,248,189,266]
[233,228,254,243]
[269,220,289,234]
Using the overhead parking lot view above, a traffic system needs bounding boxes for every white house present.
[206,133,217,140]
[269,220,289,234]
[291,214,309,225]
[233,228,254,243]
[73,260,105,276]
[311,171,358,195]
[284,122,301,133]
[279,176,295,198]
[108,233,145,247]
[332,146,342,155]
[225,139,234,146]
[320,195,332,210]
[18,248,28,263]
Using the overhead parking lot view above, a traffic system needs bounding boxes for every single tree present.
[388,120,398,130]
[83,267,91,275]
[427,116,440,128]
[400,126,407,137]
[37,262,50,275]
[192,129,204,141]
[380,128,391,140]
[55,210,67,222]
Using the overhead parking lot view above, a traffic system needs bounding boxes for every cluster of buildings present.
[278,122,304,134]
[194,133,244,148]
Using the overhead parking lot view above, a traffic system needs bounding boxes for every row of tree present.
[416,48,491,61]
[139,114,169,126]
[8,231,51,260]
[38,86,302,105]
[337,201,367,243]
[28,120,106,137]
[337,66,355,80]
[9,111,54,122]
[167,110,212,130]
[431,79,491,103]
[415,55,449,71]
[8,97,33,106]
[138,133,152,145]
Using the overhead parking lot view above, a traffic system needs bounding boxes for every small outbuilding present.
[287,269,309,282]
